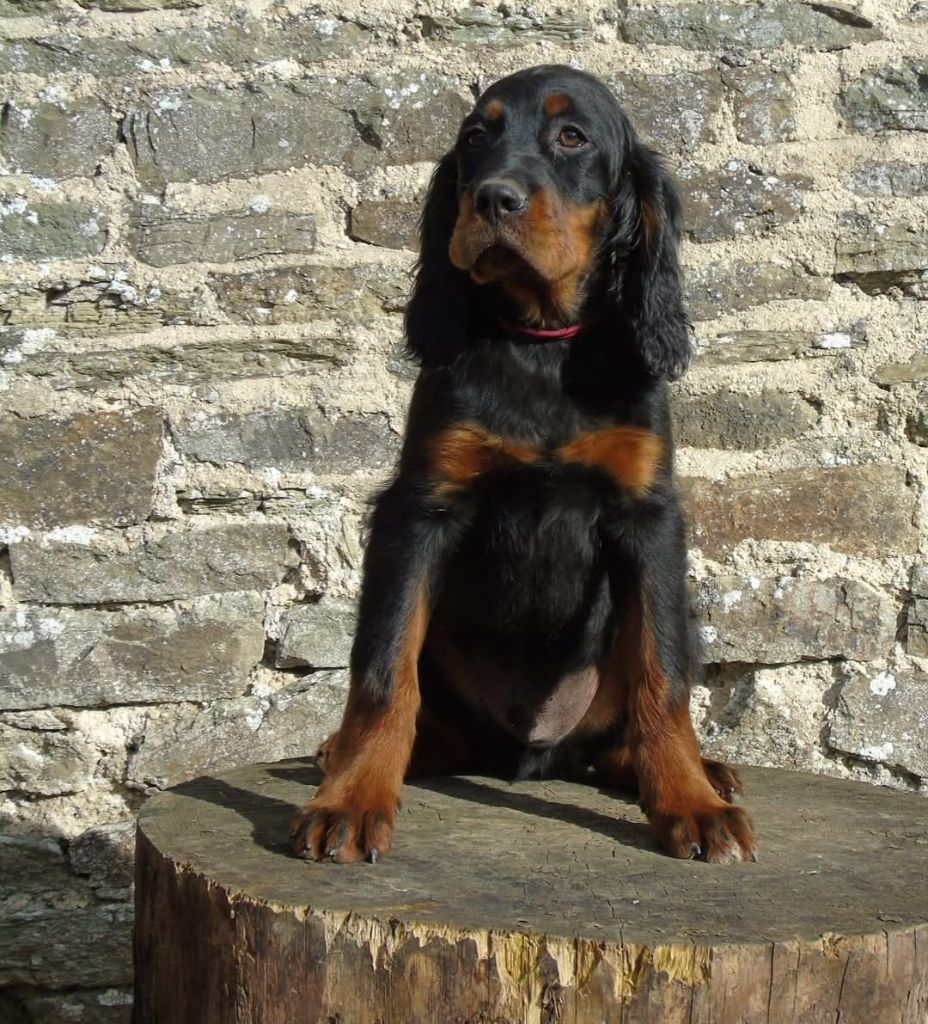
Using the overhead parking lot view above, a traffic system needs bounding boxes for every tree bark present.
[133,761,928,1024]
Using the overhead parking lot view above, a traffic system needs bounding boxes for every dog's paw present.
[702,758,744,803]
[649,803,756,864]
[290,793,396,864]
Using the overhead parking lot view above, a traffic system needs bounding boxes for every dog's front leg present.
[291,482,450,863]
[604,503,756,864]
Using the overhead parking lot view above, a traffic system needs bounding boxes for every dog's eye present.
[464,127,489,149]
[557,127,586,149]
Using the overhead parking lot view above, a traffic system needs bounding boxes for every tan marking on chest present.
[558,426,663,496]
[428,423,663,498]
[428,423,541,495]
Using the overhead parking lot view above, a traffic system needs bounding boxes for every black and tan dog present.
[291,65,756,866]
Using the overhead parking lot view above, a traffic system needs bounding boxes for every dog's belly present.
[427,626,601,746]
[432,467,611,746]
[472,662,601,746]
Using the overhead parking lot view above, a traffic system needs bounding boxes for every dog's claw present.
[689,842,702,860]
[368,848,379,864]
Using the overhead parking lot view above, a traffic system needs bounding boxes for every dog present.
[291,65,756,866]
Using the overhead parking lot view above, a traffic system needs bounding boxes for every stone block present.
[844,268,928,299]
[173,408,399,474]
[0,830,132,992]
[620,2,882,50]
[420,8,590,47]
[683,464,918,559]
[908,404,928,448]
[0,593,265,711]
[126,76,468,185]
[693,329,861,366]
[840,62,928,132]
[0,198,107,261]
[829,666,928,779]
[0,833,68,902]
[845,161,928,196]
[130,205,316,267]
[350,200,420,250]
[129,669,348,788]
[276,599,356,668]
[672,389,818,449]
[871,354,928,386]
[5,335,347,391]
[694,575,896,663]
[19,989,132,1024]
[0,99,116,178]
[0,902,133,988]
[9,524,298,604]
[699,662,834,771]
[694,330,810,366]
[835,214,928,296]
[0,830,128,1018]
[0,17,368,75]
[721,66,797,145]
[680,162,807,243]
[154,16,366,67]
[370,73,471,169]
[685,261,829,321]
[0,715,99,796]
[836,214,928,274]
[908,566,928,656]
[0,409,163,528]
[388,341,419,381]
[69,820,135,898]
[607,70,723,153]
[0,270,202,341]
[909,597,928,655]
[126,85,307,185]
[78,0,202,8]
[0,0,66,13]
[210,264,407,324]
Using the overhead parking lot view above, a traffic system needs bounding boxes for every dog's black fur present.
[291,66,756,866]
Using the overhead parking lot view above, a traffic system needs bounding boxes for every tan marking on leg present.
[291,584,431,862]
[574,597,638,738]
[595,745,638,793]
[628,612,755,863]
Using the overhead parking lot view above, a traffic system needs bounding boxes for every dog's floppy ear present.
[404,152,469,367]
[605,142,692,380]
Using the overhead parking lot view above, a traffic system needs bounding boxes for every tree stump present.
[133,761,928,1024]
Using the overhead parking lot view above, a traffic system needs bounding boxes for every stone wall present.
[0,0,926,1018]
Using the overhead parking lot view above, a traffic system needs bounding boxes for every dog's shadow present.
[408,774,653,851]
[170,759,653,861]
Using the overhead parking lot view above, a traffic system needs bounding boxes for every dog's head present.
[406,65,691,380]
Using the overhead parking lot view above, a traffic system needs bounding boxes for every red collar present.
[500,319,586,342]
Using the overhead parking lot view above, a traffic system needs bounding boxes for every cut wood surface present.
[133,760,928,1024]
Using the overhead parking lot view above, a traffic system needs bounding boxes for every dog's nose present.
[474,179,528,224]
